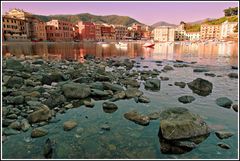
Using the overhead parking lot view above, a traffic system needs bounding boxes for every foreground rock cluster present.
[2,55,237,156]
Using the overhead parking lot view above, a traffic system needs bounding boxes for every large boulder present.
[178,95,195,104]
[6,58,24,71]
[144,79,161,91]
[124,111,150,126]
[187,78,213,96]
[102,102,118,113]
[27,105,52,123]
[62,83,91,99]
[216,97,233,108]
[158,107,210,154]
[215,131,234,139]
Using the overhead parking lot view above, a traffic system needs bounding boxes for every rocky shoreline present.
[2,54,238,157]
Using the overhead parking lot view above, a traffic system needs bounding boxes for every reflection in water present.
[2,42,238,66]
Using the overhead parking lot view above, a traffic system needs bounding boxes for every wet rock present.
[217,142,230,149]
[7,114,18,119]
[21,119,31,132]
[44,138,53,159]
[125,88,143,98]
[163,65,174,71]
[27,105,52,123]
[173,64,190,68]
[215,131,234,139]
[147,112,161,120]
[138,95,150,103]
[187,78,213,96]
[228,73,238,79]
[174,82,186,88]
[113,91,126,100]
[9,121,21,130]
[90,89,110,98]
[6,58,24,71]
[124,111,150,126]
[232,104,238,112]
[144,79,161,91]
[42,72,66,85]
[120,79,140,88]
[44,94,66,109]
[216,97,233,108]
[8,95,24,104]
[159,107,210,140]
[158,107,210,154]
[178,95,195,104]
[32,59,45,65]
[102,102,118,113]
[6,76,24,88]
[63,120,77,131]
[102,82,124,92]
[204,73,216,77]
[31,127,48,138]
[27,101,42,107]
[83,100,95,108]
[3,119,16,127]
[101,124,110,131]
[3,128,21,136]
[84,54,95,60]
[62,83,91,99]
[193,68,209,72]
[160,77,169,81]
[231,66,238,70]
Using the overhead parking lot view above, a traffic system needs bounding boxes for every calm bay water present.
[2,41,238,66]
[2,41,239,159]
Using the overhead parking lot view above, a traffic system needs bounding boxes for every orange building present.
[46,19,74,41]
[32,18,47,41]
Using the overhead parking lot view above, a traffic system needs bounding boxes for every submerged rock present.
[215,131,234,139]
[44,138,53,159]
[228,73,238,79]
[102,102,118,113]
[216,97,233,108]
[204,73,216,77]
[62,83,91,99]
[178,95,195,104]
[83,100,95,108]
[21,119,31,132]
[160,77,169,81]
[187,78,213,96]
[163,65,174,71]
[232,104,238,112]
[144,79,161,91]
[137,95,150,103]
[158,107,210,154]
[124,111,150,126]
[217,142,230,149]
[63,120,77,131]
[147,112,161,120]
[193,68,209,72]
[174,82,186,88]
[3,128,21,136]
[31,127,48,138]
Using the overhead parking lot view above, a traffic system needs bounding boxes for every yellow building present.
[200,24,221,40]
[2,15,28,41]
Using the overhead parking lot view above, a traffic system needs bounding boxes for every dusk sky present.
[2,2,238,25]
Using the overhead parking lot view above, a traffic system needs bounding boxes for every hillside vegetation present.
[34,13,144,27]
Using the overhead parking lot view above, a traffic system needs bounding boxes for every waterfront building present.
[77,21,96,41]
[46,19,74,41]
[185,32,200,41]
[114,25,127,40]
[200,24,221,40]
[175,29,186,41]
[100,24,116,41]
[220,20,238,39]
[95,24,102,41]
[153,26,176,42]
[32,18,47,41]
[2,15,28,41]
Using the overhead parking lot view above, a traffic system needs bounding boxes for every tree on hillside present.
[224,7,238,16]
[234,24,238,33]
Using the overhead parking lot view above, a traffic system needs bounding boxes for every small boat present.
[143,40,155,47]
[115,42,128,48]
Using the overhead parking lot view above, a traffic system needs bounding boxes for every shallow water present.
[2,41,239,159]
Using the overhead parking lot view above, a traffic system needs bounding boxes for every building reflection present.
[2,42,238,66]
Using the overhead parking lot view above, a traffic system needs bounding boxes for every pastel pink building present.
[46,19,74,41]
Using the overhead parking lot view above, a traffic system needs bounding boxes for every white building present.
[220,20,238,39]
[153,26,176,42]
[185,32,200,41]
